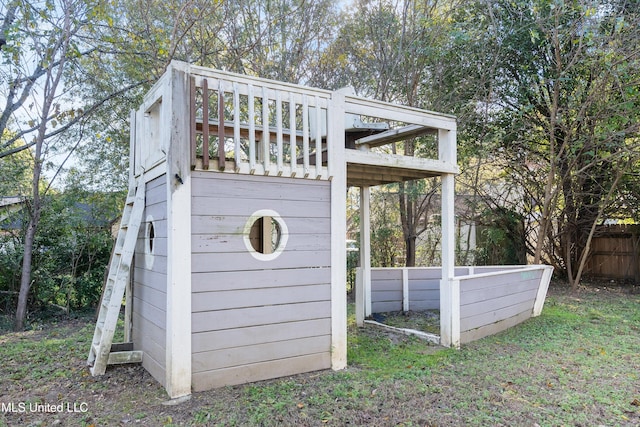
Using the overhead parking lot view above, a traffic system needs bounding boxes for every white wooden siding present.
[190,172,332,391]
[459,268,543,343]
[133,175,168,387]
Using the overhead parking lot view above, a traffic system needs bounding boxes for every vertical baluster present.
[218,80,226,171]
[302,95,309,177]
[289,91,297,177]
[262,86,270,173]
[315,95,322,178]
[202,78,209,170]
[276,90,283,175]
[248,84,256,174]
[233,82,241,171]
[189,77,196,169]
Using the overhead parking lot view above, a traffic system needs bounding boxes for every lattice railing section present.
[189,75,331,180]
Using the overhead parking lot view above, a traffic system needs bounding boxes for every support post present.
[165,63,192,397]
[360,186,372,319]
[402,268,409,312]
[439,127,459,348]
[329,90,347,370]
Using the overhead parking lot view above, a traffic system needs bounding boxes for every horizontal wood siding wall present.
[191,172,332,391]
[133,175,167,387]
[407,268,441,310]
[459,268,543,344]
[370,269,403,313]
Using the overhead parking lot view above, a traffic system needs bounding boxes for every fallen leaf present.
[297,403,305,409]
[631,399,640,407]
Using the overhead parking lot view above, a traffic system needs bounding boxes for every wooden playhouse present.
[87,61,552,398]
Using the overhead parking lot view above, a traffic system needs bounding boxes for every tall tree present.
[483,0,640,287]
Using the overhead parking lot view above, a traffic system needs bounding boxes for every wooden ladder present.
[87,178,146,375]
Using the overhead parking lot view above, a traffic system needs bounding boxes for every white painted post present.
[164,64,193,398]
[402,268,409,312]
[248,84,256,174]
[328,90,347,370]
[233,82,241,171]
[276,90,283,174]
[262,86,270,173]
[289,91,297,176]
[355,267,364,327]
[360,186,372,317]
[302,95,310,177]
[533,266,554,316]
[439,127,459,348]
[315,96,322,179]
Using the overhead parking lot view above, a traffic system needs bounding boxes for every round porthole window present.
[243,209,288,261]
[144,215,155,269]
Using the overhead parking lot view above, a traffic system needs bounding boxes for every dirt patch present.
[369,309,440,335]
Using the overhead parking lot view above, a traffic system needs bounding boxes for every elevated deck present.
[131,62,458,186]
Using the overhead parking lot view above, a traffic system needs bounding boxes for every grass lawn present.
[0,281,639,426]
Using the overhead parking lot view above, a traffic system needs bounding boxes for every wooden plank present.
[290,91,297,173]
[370,268,404,280]
[355,124,436,148]
[248,84,256,173]
[191,216,331,237]
[192,284,330,312]
[202,78,209,170]
[371,301,403,313]
[133,281,166,311]
[460,278,540,306]
[460,310,532,344]
[132,311,165,348]
[217,80,225,170]
[408,278,439,292]
[233,82,241,170]
[192,318,331,353]
[407,268,443,280]
[191,250,331,273]
[192,267,331,293]
[371,289,403,302]
[191,301,330,333]
[190,196,330,218]
[190,77,197,168]
[192,335,331,373]
[370,280,403,292]
[132,296,166,329]
[191,232,330,254]
[192,353,331,391]
[461,288,538,318]
[191,171,331,200]
[460,298,535,331]
[133,267,167,290]
[262,86,270,171]
[107,350,143,365]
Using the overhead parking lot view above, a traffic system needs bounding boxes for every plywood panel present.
[192,284,330,312]
[192,301,330,333]
[192,319,331,353]
[193,335,331,372]
[192,353,331,391]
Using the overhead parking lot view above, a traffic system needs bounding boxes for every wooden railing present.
[189,74,331,180]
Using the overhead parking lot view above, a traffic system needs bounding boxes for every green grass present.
[1,285,639,426]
